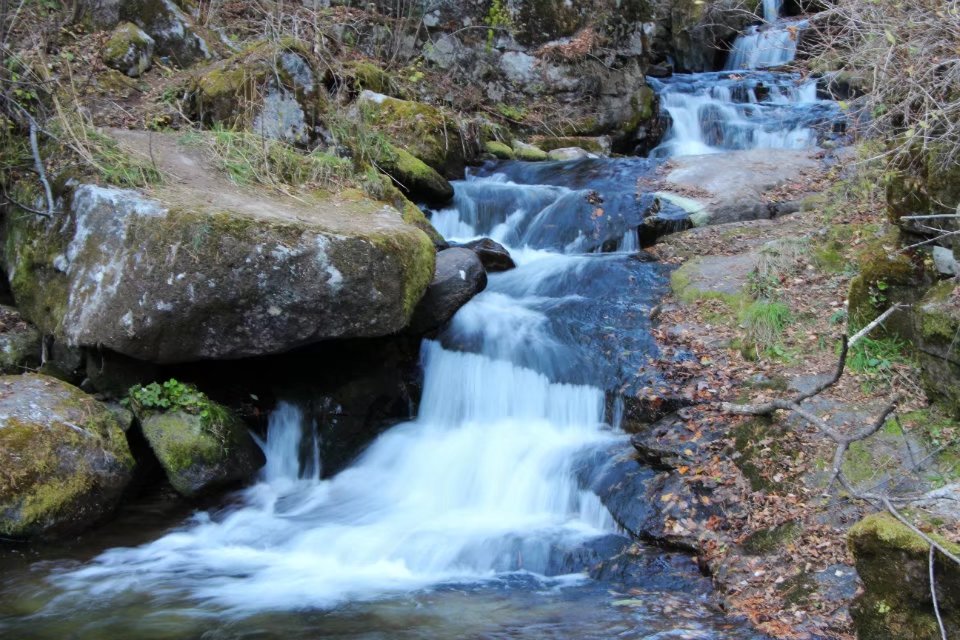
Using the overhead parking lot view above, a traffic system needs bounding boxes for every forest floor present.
[639,157,960,639]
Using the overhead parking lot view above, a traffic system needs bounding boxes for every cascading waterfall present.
[725,22,804,71]
[650,71,834,157]
[762,0,783,22]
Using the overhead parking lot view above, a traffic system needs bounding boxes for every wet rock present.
[410,248,488,333]
[0,306,40,374]
[2,131,435,364]
[460,238,516,272]
[531,136,612,156]
[103,22,154,77]
[0,374,135,538]
[120,0,213,67]
[547,147,594,161]
[138,400,265,498]
[849,512,960,639]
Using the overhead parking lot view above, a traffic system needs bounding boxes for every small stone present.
[103,22,154,77]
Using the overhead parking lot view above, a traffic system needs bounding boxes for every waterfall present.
[649,71,834,158]
[725,23,801,70]
[762,0,782,22]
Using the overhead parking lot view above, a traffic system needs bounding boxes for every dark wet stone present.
[460,237,516,272]
[410,248,487,334]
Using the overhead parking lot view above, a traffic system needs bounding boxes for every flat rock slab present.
[659,148,821,227]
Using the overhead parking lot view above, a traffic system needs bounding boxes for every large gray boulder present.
[411,248,487,333]
[0,374,135,538]
[2,130,436,364]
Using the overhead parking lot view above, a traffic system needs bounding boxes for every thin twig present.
[28,116,54,217]
[930,545,948,640]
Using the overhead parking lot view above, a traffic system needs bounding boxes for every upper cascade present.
[725,20,806,71]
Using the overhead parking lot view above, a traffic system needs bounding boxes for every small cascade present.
[650,71,835,157]
[762,0,783,22]
[725,21,805,71]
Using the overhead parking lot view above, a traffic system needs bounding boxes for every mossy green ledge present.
[849,512,960,639]
[0,374,135,539]
[1,129,436,364]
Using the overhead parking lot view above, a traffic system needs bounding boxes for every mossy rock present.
[847,234,928,334]
[849,513,960,639]
[119,0,214,68]
[190,39,324,145]
[377,180,445,247]
[914,280,960,416]
[357,91,467,178]
[528,136,611,155]
[0,306,41,374]
[512,140,548,162]
[483,140,515,160]
[135,399,264,497]
[0,374,135,539]
[346,60,401,97]
[376,142,454,205]
[103,22,155,78]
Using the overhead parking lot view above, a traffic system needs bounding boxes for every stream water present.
[0,5,842,639]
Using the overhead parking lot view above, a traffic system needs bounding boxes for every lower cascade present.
[0,161,768,639]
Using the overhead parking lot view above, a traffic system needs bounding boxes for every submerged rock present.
[849,512,960,639]
[410,248,487,333]
[0,306,41,374]
[2,130,436,364]
[103,22,154,77]
[0,374,135,538]
[460,238,516,272]
[132,383,264,497]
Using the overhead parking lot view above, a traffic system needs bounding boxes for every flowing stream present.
[0,4,843,638]
[0,162,765,639]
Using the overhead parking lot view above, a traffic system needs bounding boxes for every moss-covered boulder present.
[0,374,135,538]
[1,130,436,364]
[191,40,324,146]
[103,22,154,78]
[529,136,612,156]
[913,280,960,416]
[847,236,928,334]
[376,143,454,205]
[0,306,40,374]
[483,140,515,160]
[119,0,213,67]
[357,91,467,178]
[512,140,548,162]
[849,513,960,639]
[130,381,264,497]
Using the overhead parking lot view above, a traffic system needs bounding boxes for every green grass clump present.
[185,125,352,192]
[740,300,791,351]
[846,335,911,375]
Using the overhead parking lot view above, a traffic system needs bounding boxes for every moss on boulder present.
[357,91,467,178]
[103,22,154,78]
[376,143,454,204]
[913,280,960,416]
[849,513,960,639]
[191,39,324,146]
[529,136,611,156]
[131,381,264,497]
[847,234,928,334]
[483,140,515,160]
[0,374,135,539]
[512,140,548,162]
